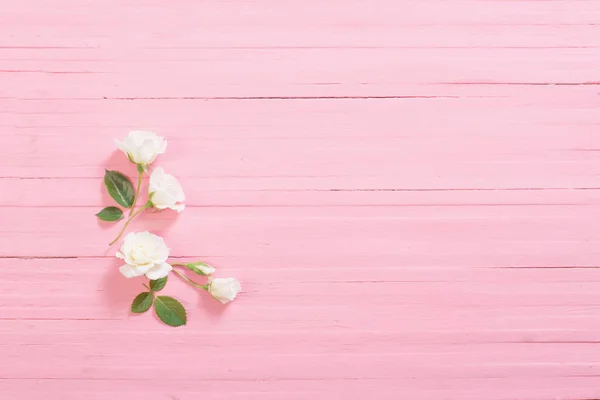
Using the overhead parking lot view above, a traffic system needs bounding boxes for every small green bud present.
[186,262,215,276]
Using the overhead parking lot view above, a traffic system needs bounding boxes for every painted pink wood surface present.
[2,0,600,399]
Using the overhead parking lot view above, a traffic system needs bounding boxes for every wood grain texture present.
[2,0,600,399]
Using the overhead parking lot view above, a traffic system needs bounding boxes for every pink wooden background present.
[2,0,600,399]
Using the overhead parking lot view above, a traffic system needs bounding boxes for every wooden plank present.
[1,48,599,98]
[2,0,600,398]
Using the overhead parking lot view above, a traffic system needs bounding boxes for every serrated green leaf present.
[150,276,168,292]
[131,292,154,313]
[95,206,124,222]
[104,170,135,208]
[154,296,187,327]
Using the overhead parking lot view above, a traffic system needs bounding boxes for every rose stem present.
[171,268,209,290]
[108,206,148,246]
[129,166,144,218]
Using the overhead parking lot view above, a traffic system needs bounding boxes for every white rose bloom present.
[149,167,185,212]
[115,130,167,166]
[208,278,242,304]
[117,231,173,280]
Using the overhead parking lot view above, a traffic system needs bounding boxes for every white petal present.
[138,141,159,164]
[158,138,167,153]
[119,264,145,278]
[197,264,215,275]
[149,167,165,192]
[121,232,137,252]
[145,262,173,280]
[114,139,126,152]
[136,263,155,273]
[150,190,175,208]
[172,204,185,212]
[166,182,185,202]
[130,130,156,146]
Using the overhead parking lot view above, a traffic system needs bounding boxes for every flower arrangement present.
[96,131,241,327]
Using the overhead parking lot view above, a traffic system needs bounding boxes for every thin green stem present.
[108,206,148,246]
[142,283,152,291]
[129,167,144,217]
[171,262,188,267]
[171,268,208,290]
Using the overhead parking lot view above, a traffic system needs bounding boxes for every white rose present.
[115,130,167,166]
[208,278,241,304]
[149,167,185,212]
[117,231,173,280]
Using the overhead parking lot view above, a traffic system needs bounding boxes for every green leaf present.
[150,276,168,292]
[154,296,187,327]
[95,206,124,222]
[104,170,135,208]
[131,292,154,313]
